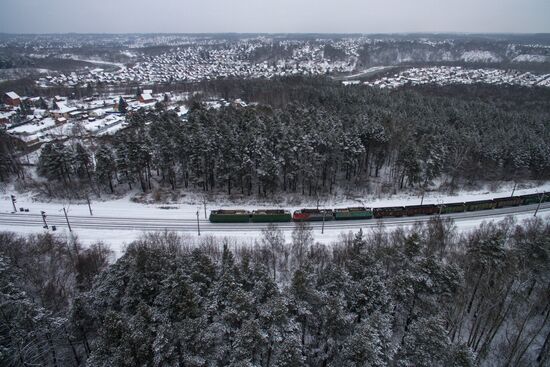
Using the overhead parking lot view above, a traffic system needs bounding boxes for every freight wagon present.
[520,193,543,205]
[404,204,438,216]
[466,200,496,211]
[373,206,406,218]
[293,209,334,222]
[438,202,466,214]
[494,196,523,208]
[251,209,292,223]
[334,207,373,220]
[209,210,251,223]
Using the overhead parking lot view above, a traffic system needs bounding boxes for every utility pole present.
[41,211,48,229]
[321,209,326,234]
[511,182,517,197]
[63,207,72,232]
[420,190,425,206]
[86,195,93,216]
[196,210,201,236]
[203,197,207,219]
[10,195,17,212]
[534,193,545,217]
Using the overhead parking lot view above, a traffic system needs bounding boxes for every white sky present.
[0,0,549,34]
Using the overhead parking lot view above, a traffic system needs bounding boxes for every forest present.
[1,216,549,366]
[11,78,549,200]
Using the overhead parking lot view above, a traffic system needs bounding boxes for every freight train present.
[208,192,549,223]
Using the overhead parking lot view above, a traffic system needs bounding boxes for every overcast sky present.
[0,0,549,34]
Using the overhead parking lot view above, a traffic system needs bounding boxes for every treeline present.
[0,129,27,181]
[1,217,549,366]
[31,80,550,198]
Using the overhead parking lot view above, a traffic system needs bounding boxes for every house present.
[232,98,247,108]
[139,93,155,104]
[51,102,78,119]
[69,110,86,120]
[4,92,21,107]
[88,106,108,118]
[0,111,16,124]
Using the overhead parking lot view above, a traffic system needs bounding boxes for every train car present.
[334,207,373,220]
[494,196,523,208]
[520,193,543,205]
[292,209,334,222]
[404,204,438,216]
[466,200,495,212]
[209,210,251,223]
[544,192,550,203]
[438,202,466,214]
[251,209,292,223]
[373,206,406,218]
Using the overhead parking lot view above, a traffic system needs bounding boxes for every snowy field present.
[1,181,549,258]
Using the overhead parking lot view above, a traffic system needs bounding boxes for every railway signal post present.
[196,210,201,236]
[10,195,17,212]
[321,209,325,234]
[63,207,72,232]
[86,195,93,216]
[41,211,48,229]
[534,193,545,217]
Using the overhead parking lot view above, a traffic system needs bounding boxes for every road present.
[0,203,548,234]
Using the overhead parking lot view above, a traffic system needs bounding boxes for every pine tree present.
[95,146,116,193]
[0,256,65,367]
[397,316,467,367]
[336,312,395,367]
[118,96,128,114]
[72,142,93,181]
[37,142,72,184]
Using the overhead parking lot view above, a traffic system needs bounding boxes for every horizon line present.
[1,31,550,36]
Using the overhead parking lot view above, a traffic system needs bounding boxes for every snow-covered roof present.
[143,89,153,95]
[9,117,56,134]
[5,91,20,100]
[140,93,154,101]
[0,111,16,120]
[55,102,78,114]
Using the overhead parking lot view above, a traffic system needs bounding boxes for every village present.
[0,89,196,154]
[2,33,550,91]
[362,66,550,89]
[35,39,357,88]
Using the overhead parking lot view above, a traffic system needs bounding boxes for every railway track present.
[0,203,548,234]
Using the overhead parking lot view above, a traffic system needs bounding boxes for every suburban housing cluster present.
[362,66,550,89]
[0,90,188,150]
[36,40,357,88]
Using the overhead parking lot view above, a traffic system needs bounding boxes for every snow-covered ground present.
[0,181,549,258]
[9,118,57,134]
[59,54,127,71]
[5,208,549,260]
